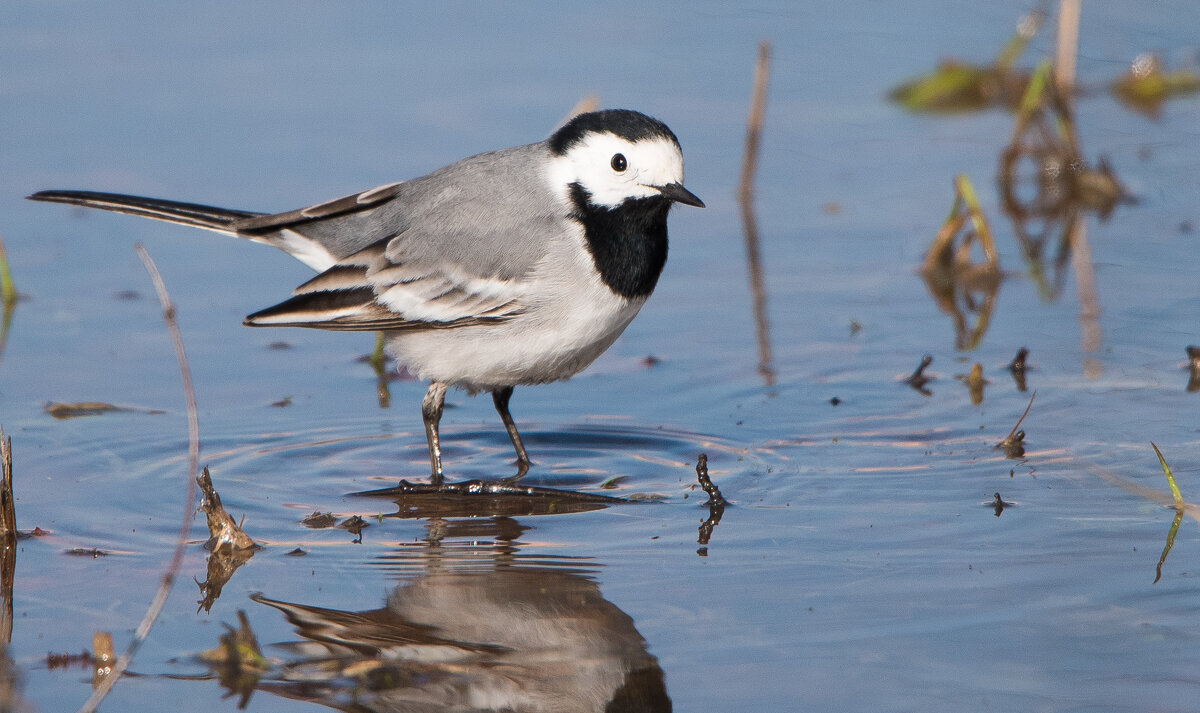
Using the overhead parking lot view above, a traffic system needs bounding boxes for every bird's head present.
[547,109,704,211]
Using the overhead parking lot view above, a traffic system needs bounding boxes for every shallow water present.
[3,2,1200,711]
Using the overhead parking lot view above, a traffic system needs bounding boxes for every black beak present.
[656,182,705,208]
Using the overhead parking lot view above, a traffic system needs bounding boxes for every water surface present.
[2,2,1200,711]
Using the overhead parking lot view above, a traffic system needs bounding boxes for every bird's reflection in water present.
[246,519,671,712]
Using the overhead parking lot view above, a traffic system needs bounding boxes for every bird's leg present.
[491,386,531,480]
[421,382,448,484]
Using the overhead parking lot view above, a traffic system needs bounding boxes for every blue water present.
[3,2,1200,711]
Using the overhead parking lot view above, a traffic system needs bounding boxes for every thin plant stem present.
[75,245,200,713]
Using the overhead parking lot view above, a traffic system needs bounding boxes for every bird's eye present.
[610,153,627,172]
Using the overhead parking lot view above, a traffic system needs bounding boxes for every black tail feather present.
[27,190,261,232]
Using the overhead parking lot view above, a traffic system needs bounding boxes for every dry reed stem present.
[1067,213,1101,378]
[555,95,601,130]
[76,245,200,713]
[738,41,775,385]
[1055,0,1081,95]
[738,41,771,204]
[1054,1,1100,377]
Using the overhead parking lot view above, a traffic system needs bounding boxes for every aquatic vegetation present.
[889,12,1041,113]
[1111,54,1200,119]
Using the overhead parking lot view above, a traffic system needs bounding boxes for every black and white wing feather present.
[244,239,527,331]
[242,143,564,332]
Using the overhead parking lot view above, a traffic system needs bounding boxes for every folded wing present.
[244,239,527,331]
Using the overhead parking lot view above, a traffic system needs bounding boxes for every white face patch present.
[546,133,685,209]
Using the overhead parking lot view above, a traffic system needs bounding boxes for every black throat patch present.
[568,182,671,299]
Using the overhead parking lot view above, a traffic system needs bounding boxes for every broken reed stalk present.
[920,211,966,274]
[76,245,201,713]
[0,429,15,646]
[197,466,257,552]
[738,40,775,385]
[0,431,13,546]
[952,175,998,267]
[1001,390,1036,445]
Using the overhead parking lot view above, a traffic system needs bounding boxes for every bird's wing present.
[244,142,568,332]
[244,238,529,331]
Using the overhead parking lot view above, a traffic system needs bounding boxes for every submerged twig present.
[695,454,727,553]
[904,355,935,396]
[738,40,775,385]
[1008,347,1030,392]
[1009,348,1029,372]
[1186,346,1200,393]
[76,245,201,713]
[694,453,727,508]
[361,478,627,503]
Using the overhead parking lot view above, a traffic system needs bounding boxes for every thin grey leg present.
[492,386,531,479]
[421,382,448,484]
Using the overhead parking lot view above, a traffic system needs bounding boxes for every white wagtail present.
[29,109,704,482]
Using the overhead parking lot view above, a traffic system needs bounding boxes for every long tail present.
[26,190,261,235]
